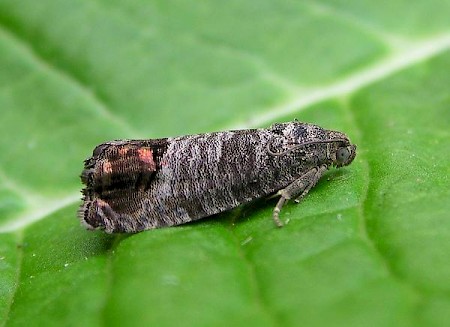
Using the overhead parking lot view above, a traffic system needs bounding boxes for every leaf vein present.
[0,23,142,138]
[1,230,24,327]
[228,33,450,129]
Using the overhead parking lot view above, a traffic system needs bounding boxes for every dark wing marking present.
[79,139,168,233]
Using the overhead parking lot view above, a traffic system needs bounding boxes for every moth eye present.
[336,147,350,164]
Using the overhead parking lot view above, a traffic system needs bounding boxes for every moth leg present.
[273,165,328,227]
[292,165,328,204]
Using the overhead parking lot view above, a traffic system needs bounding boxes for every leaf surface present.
[1,1,449,326]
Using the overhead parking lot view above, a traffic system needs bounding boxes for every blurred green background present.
[1,1,450,326]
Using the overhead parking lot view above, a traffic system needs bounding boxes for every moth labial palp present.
[78,120,357,233]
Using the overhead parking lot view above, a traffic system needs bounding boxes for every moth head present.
[268,122,357,166]
[322,130,356,168]
[334,143,357,167]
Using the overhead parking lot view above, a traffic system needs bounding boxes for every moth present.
[79,121,356,233]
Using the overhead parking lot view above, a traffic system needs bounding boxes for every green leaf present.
[1,1,450,326]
